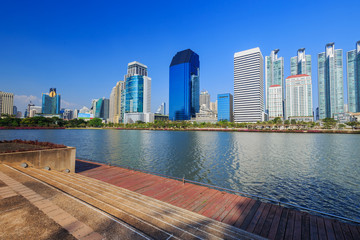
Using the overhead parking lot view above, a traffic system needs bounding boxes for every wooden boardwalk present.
[76,159,360,240]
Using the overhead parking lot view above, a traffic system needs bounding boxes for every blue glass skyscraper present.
[42,88,60,114]
[169,49,200,121]
[217,93,233,122]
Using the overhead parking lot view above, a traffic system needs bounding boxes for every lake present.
[1,129,359,221]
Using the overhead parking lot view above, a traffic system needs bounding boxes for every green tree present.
[290,119,296,125]
[88,118,103,127]
[322,118,337,129]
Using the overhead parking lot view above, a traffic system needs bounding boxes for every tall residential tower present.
[234,48,264,122]
[169,49,200,121]
[265,49,284,119]
[347,41,360,113]
[318,43,344,119]
[291,48,312,76]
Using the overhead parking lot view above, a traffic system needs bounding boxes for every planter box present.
[0,147,76,173]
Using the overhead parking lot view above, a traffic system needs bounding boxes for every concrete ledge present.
[0,147,76,173]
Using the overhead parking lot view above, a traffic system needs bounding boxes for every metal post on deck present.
[183,175,185,185]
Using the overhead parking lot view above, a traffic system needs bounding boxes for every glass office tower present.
[290,48,312,76]
[347,41,360,113]
[318,43,344,119]
[169,49,200,121]
[217,93,233,122]
[265,49,284,117]
[42,88,60,114]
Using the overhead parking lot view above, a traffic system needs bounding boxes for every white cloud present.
[61,99,82,110]
[14,95,82,112]
[14,95,41,112]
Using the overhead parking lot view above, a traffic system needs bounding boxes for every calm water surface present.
[1,129,359,221]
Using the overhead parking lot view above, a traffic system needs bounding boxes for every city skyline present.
[1,1,359,115]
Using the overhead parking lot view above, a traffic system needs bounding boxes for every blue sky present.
[1,0,359,113]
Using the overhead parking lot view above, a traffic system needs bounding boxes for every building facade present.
[122,61,153,123]
[268,85,283,119]
[42,88,61,115]
[265,49,284,115]
[169,49,200,121]
[92,97,109,120]
[286,74,313,121]
[200,90,210,110]
[217,93,233,122]
[290,48,312,76]
[210,101,217,114]
[0,91,14,116]
[346,41,360,113]
[110,81,125,123]
[318,43,344,119]
[234,47,264,122]
[156,102,166,115]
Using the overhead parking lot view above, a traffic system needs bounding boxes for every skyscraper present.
[290,48,312,76]
[217,93,233,122]
[92,97,109,119]
[285,74,313,122]
[110,81,125,123]
[123,61,153,123]
[318,43,344,119]
[234,47,264,122]
[347,41,360,113]
[0,91,14,116]
[200,90,210,110]
[268,85,283,119]
[265,49,284,116]
[156,102,166,115]
[42,88,60,114]
[169,49,200,121]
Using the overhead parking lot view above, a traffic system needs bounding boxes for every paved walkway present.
[76,159,360,240]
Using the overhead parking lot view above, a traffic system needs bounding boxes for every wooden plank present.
[301,212,310,240]
[189,189,219,213]
[177,186,209,209]
[214,195,242,222]
[220,196,247,224]
[137,178,175,195]
[203,193,237,219]
[324,218,336,240]
[332,220,344,240]
[267,205,284,240]
[245,202,266,233]
[309,215,318,240]
[253,203,272,236]
[339,222,354,240]
[284,209,296,240]
[235,198,257,227]
[274,207,289,240]
[293,211,302,240]
[192,191,223,213]
[259,204,277,238]
[222,196,251,225]
[197,191,227,215]
[316,217,327,240]
[348,224,360,239]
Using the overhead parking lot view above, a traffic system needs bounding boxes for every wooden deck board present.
[76,159,360,240]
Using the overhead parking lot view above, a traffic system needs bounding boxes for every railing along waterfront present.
[77,157,360,225]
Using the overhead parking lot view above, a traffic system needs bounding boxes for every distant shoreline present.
[2,126,359,134]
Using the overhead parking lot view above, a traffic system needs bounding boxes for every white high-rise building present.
[0,91,14,116]
[265,49,284,115]
[268,85,283,119]
[285,74,313,122]
[200,90,210,110]
[234,47,264,122]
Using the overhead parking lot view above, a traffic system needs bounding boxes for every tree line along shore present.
[1,115,360,133]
